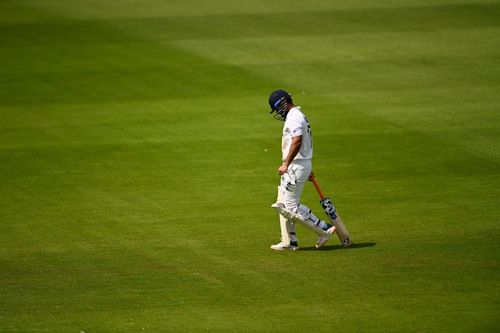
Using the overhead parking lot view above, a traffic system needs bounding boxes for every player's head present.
[268,89,293,121]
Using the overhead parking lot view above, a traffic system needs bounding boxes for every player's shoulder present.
[286,107,306,122]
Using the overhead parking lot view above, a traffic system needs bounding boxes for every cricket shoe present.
[316,226,336,248]
[270,241,299,251]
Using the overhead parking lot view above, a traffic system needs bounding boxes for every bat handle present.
[309,172,326,200]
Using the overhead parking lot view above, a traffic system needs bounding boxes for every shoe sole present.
[270,246,299,251]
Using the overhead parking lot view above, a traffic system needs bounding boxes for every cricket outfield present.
[0,0,499,332]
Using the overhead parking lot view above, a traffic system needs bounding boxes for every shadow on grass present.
[299,242,376,251]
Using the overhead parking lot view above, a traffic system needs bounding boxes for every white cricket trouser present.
[277,159,312,245]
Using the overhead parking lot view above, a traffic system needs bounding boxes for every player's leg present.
[275,160,336,247]
[272,202,334,234]
[270,186,299,251]
[281,164,307,249]
[296,204,334,234]
[297,203,336,248]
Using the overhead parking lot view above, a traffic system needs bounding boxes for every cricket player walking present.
[268,89,336,250]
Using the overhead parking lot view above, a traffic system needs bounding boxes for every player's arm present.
[278,135,302,175]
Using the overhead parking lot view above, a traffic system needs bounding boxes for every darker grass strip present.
[1,3,499,47]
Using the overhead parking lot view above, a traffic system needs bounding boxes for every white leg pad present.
[276,186,291,246]
[271,203,327,236]
[279,214,291,246]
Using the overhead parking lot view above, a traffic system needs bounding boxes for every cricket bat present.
[310,173,352,247]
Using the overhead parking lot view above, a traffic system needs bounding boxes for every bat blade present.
[320,196,352,247]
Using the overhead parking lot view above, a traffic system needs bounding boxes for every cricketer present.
[268,89,336,250]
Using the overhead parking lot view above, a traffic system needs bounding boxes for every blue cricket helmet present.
[268,89,293,120]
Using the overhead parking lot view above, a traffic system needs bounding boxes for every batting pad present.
[271,203,327,236]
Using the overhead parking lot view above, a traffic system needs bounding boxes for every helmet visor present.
[269,97,287,120]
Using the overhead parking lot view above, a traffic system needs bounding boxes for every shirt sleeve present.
[288,113,305,137]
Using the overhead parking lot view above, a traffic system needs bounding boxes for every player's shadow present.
[300,242,376,251]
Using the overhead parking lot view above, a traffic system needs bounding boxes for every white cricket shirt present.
[282,106,313,161]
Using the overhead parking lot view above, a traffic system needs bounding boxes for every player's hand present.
[278,163,288,175]
[308,171,315,181]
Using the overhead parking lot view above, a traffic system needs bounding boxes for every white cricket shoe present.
[270,241,299,251]
[316,226,336,248]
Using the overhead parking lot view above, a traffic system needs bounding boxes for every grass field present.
[1,0,499,332]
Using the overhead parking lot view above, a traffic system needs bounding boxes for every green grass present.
[1,0,499,332]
